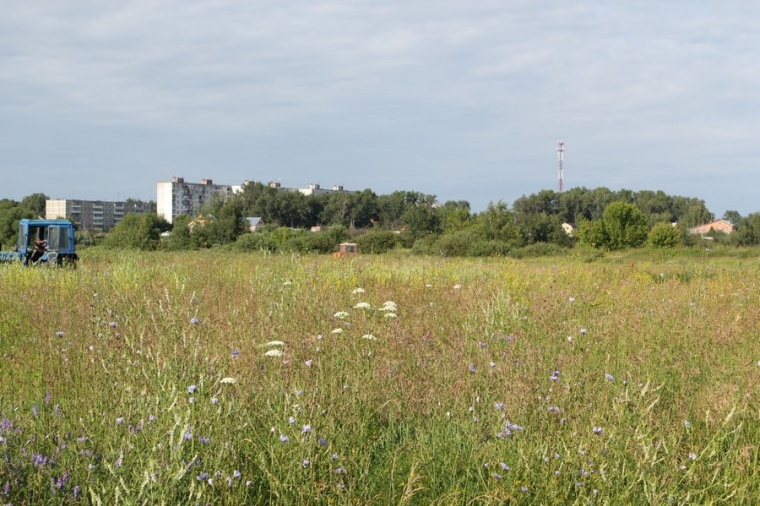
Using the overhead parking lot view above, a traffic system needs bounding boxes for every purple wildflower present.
[688,452,697,460]
[197,472,209,481]
[109,321,118,328]
[115,456,123,468]
[491,473,502,480]
[211,397,218,405]
[318,437,327,447]
[302,459,311,468]
[116,417,125,425]
[190,317,200,325]
[233,470,241,478]
[183,430,192,440]
[550,370,560,381]
[56,331,64,337]
[187,384,197,394]
[305,359,313,367]
[494,402,505,410]
[468,364,477,373]
[334,466,345,474]
[592,426,604,436]
[32,453,48,467]
[301,425,312,434]
[547,406,561,414]
[605,373,614,382]
[198,436,210,444]
[500,462,510,471]
[231,349,240,358]
[279,434,289,443]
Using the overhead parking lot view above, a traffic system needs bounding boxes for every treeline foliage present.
[7,185,758,255]
[102,183,749,255]
[0,193,48,249]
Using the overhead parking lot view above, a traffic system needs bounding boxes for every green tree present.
[20,193,48,217]
[648,222,681,248]
[103,213,166,250]
[735,213,760,246]
[601,202,649,250]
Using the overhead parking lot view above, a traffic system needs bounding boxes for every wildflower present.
[335,466,345,474]
[32,453,48,467]
[576,482,585,488]
[264,349,283,357]
[500,462,510,471]
[197,472,210,481]
[379,301,397,311]
[302,459,311,468]
[483,462,489,468]
[302,425,312,434]
[478,341,486,348]
[233,470,241,478]
[263,340,286,347]
[331,453,339,460]
[568,297,575,303]
[547,406,561,414]
[305,360,313,367]
[567,336,574,343]
[331,328,343,334]
[282,280,292,286]
[73,485,81,498]
[110,321,118,328]
[317,334,323,340]
[505,421,524,432]
[468,364,477,373]
[318,437,327,447]
[115,456,123,468]
[550,370,560,381]
[688,452,697,460]
[453,284,462,289]
[220,377,236,384]
[352,288,365,294]
[279,434,289,443]
[56,331,64,337]
[362,334,377,340]
[231,349,240,358]
[592,426,604,436]
[32,404,38,417]
[383,312,397,318]
[116,417,125,425]
[491,473,502,480]
[183,430,192,440]
[494,402,505,410]
[334,311,350,319]
[605,373,615,382]
[489,361,496,368]
[580,328,587,334]
[353,302,371,309]
[521,485,529,493]
[288,416,296,424]
[188,397,195,403]
[190,317,200,325]
[211,397,218,405]
[188,385,197,394]
[683,420,691,429]
[148,414,156,422]
[198,436,210,444]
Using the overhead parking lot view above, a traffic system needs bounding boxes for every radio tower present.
[557,141,565,193]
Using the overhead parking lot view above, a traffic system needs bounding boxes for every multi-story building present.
[156,177,235,224]
[46,199,151,232]
[298,183,347,196]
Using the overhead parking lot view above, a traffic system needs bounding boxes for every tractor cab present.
[334,242,359,257]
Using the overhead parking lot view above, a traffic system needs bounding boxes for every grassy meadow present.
[1,249,758,504]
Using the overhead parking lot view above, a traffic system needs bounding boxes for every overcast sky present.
[2,1,758,216]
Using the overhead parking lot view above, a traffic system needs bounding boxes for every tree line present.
[3,185,760,256]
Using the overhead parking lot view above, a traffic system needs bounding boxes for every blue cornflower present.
[605,373,614,381]
[592,426,604,436]
[279,434,289,443]
[187,384,197,394]
[190,317,200,325]
[468,364,477,373]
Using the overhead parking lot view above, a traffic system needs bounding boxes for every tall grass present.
[1,250,758,504]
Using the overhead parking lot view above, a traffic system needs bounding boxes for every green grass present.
[1,249,758,504]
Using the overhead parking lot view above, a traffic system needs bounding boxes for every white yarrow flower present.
[362,334,378,340]
[263,340,286,347]
[264,349,283,357]
[453,284,462,289]
[333,311,350,319]
[220,377,237,384]
[352,288,365,294]
[353,302,372,309]
[331,328,343,334]
[383,312,397,318]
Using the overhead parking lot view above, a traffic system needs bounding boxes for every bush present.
[233,232,275,252]
[510,242,568,258]
[355,230,399,254]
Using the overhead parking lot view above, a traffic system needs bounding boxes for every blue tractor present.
[0,219,78,267]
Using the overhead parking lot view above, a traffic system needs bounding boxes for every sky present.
[2,1,759,216]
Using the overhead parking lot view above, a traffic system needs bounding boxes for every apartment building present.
[46,199,151,232]
[156,177,235,223]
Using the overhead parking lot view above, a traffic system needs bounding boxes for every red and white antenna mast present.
[557,141,565,193]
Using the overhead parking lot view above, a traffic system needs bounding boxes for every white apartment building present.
[298,183,347,196]
[46,199,151,232]
[157,177,234,223]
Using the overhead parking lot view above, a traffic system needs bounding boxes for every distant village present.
[44,177,353,232]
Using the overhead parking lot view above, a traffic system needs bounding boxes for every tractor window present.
[47,226,69,250]
[27,226,45,246]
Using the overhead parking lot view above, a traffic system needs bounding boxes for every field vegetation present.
[1,249,758,504]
